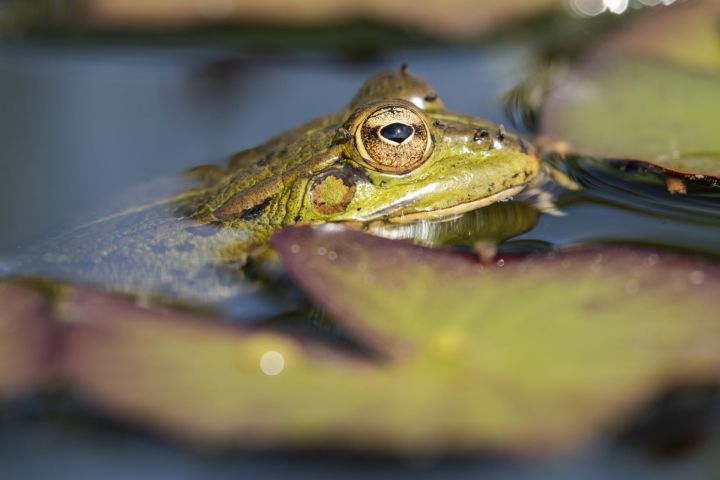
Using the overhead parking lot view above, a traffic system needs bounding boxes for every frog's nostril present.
[474,128,490,142]
[380,122,414,144]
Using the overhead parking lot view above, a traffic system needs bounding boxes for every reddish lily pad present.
[75,0,561,39]
[59,289,367,449]
[590,1,720,71]
[0,282,55,397]
[540,0,720,180]
[58,286,586,454]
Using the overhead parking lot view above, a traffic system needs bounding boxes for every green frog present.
[9,66,547,306]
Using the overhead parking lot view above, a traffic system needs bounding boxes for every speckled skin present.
[9,67,540,304]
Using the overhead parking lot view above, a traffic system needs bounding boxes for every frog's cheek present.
[310,174,356,216]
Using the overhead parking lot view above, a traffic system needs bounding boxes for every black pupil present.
[380,123,414,144]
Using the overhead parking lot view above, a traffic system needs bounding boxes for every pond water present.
[1,35,720,479]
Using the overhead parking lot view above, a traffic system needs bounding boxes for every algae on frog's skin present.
[9,67,541,304]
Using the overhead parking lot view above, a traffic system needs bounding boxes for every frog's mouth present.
[378,184,526,224]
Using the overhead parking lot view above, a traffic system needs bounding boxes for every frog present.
[6,66,549,307]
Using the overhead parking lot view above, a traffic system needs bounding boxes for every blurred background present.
[0,0,639,256]
[5,1,719,479]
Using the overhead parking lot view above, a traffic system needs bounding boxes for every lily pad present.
[589,0,720,71]
[73,0,560,39]
[0,283,54,398]
[60,285,584,454]
[3,226,720,455]
[273,226,720,451]
[540,0,720,179]
[60,289,370,450]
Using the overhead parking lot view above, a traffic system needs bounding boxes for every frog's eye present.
[355,104,433,173]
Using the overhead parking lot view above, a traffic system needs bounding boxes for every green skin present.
[10,68,540,304]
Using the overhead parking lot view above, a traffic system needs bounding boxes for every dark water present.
[2,40,720,479]
[514,157,720,257]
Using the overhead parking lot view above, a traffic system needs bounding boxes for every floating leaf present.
[59,289,354,449]
[0,282,55,397]
[272,226,720,451]
[4,225,720,455]
[590,1,720,71]
[59,286,582,454]
[69,0,561,39]
[540,0,720,179]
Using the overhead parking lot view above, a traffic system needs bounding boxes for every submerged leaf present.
[540,0,720,179]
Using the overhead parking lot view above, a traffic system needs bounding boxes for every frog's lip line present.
[385,184,526,224]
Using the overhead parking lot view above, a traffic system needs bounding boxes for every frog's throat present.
[385,184,526,224]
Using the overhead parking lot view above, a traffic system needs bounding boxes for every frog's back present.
[5,174,260,306]
[5,113,343,305]
[1,104,334,309]
[202,113,343,214]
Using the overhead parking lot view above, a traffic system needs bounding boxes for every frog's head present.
[347,64,446,113]
[296,69,541,224]
[204,67,541,228]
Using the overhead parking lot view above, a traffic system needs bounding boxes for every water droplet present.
[644,254,659,267]
[327,251,338,261]
[624,279,640,294]
[432,331,463,357]
[260,351,285,376]
[496,259,505,267]
[290,244,300,254]
[568,0,605,17]
[317,247,327,256]
[605,0,630,14]
[689,270,706,286]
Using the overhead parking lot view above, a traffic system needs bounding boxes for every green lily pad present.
[0,283,54,398]
[4,225,720,455]
[540,1,720,179]
[60,285,581,454]
[60,289,372,450]
[273,226,720,450]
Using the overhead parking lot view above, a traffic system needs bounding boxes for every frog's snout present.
[470,124,535,157]
[437,121,535,160]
